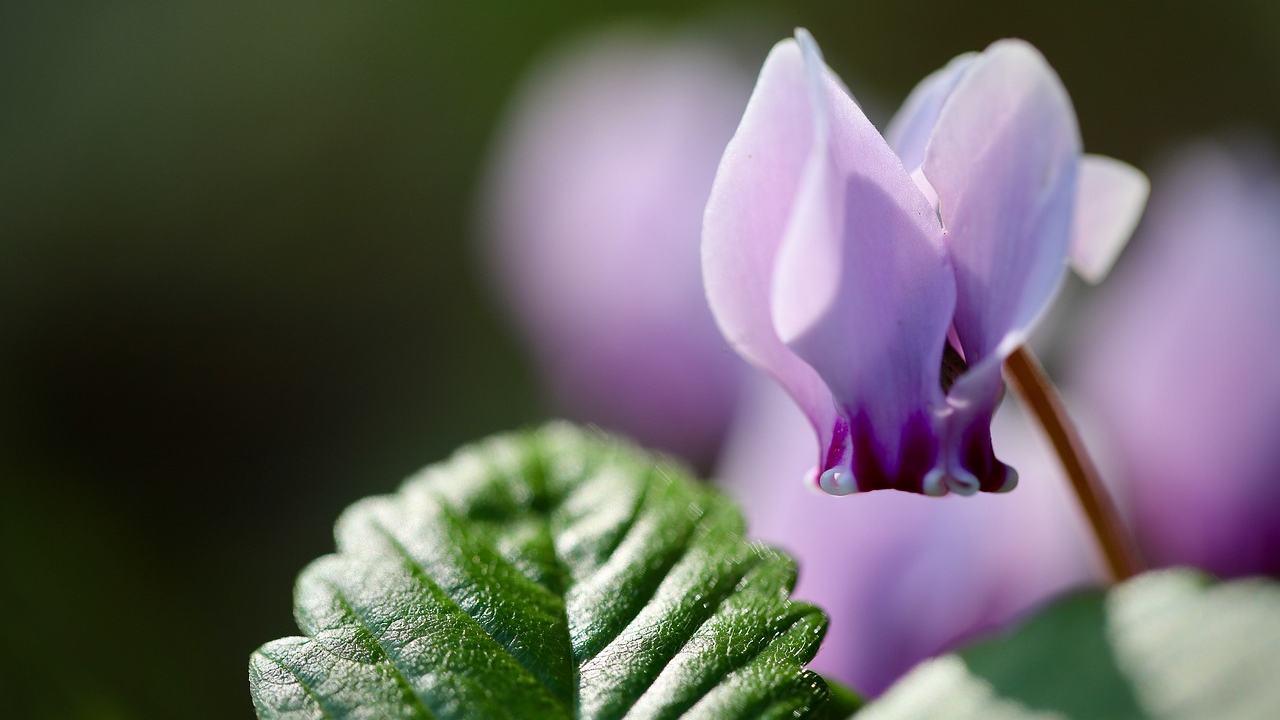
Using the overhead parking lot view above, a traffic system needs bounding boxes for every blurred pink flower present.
[481,29,751,462]
[1076,142,1280,578]
[703,30,1146,496]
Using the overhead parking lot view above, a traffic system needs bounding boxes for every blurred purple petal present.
[718,378,1100,695]
[1076,142,1280,577]
[923,39,1081,491]
[1071,155,1150,283]
[483,30,751,461]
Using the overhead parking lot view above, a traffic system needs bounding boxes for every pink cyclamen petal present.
[705,30,959,495]
[702,33,840,460]
[922,39,1082,492]
[1070,154,1150,283]
[770,32,956,494]
[884,52,976,174]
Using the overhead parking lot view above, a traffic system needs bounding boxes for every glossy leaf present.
[249,423,840,719]
[859,569,1280,720]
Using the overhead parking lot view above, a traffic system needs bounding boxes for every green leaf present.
[249,423,834,719]
[823,677,865,717]
[858,569,1280,720]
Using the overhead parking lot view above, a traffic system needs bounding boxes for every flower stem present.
[1004,346,1142,582]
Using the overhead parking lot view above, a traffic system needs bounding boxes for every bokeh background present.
[3,1,1279,717]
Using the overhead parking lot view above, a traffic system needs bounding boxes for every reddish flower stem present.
[1004,345,1142,582]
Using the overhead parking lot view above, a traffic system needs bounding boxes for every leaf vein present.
[578,481,707,664]
[257,648,339,720]
[690,610,817,718]
[370,520,566,706]
[323,582,438,720]
[624,551,766,715]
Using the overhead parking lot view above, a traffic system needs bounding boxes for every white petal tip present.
[922,468,948,497]
[985,38,1044,62]
[818,467,858,496]
[946,470,980,496]
[793,27,817,49]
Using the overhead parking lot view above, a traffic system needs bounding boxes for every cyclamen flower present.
[703,30,1146,495]
[482,30,750,463]
[720,141,1280,695]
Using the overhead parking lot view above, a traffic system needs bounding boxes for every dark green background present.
[2,1,1277,717]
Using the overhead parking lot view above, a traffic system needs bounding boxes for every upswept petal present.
[1070,154,1150,282]
[770,31,955,494]
[702,35,838,449]
[923,39,1081,491]
[885,52,976,174]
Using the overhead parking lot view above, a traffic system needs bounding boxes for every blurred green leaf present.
[823,677,866,717]
[858,569,1280,720]
[249,423,836,719]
